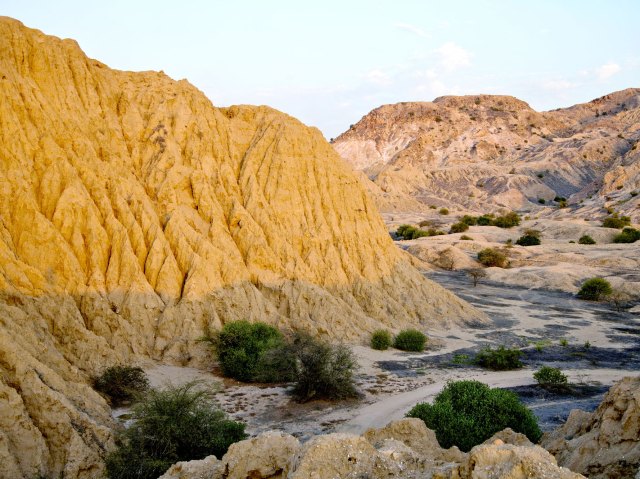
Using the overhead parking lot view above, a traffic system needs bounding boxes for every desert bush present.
[538,198,545,204]
[418,220,432,227]
[578,235,596,245]
[460,215,478,226]
[394,329,427,352]
[406,380,541,452]
[475,346,523,370]
[613,227,640,243]
[577,277,613,301]
[460,235,473,240]
[477,248,508,268]
[439,207,449,215]
[533,366,568,388]
[105,382,246,479]
[492,212,521,228]
[476,214,494,226]
[602,214,631,229]
[449,222,469,234]
[93,366,149,407]
[467,269,486,287]
[515,233,541,246]
[208,320,287,382]
[370,330,392,350]
[286,333,359,402]
[396,225,430,240]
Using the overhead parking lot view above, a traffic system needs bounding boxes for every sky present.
[2,0,639,138]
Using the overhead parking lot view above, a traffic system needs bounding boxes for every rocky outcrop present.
[333,90,640,222]
[542,376,640,479]
[159,419,584,479]
[0,17,486,479]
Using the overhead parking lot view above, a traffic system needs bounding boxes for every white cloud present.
[596,63,621,80]
[365,69,392,86]
[394,22,430,38]
[436,42,471,72]
[542,79,576,91]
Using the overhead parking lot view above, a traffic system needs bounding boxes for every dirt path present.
[338,368,638,434]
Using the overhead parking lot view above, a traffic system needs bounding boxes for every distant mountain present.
[333,89,640,221]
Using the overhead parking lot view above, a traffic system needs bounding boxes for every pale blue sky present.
[2,1,639,138]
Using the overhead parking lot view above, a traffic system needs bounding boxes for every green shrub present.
[394,329,427,352]
[406,380,541,452]
[577,277,612,301]
[460,235,473,241]
[439,207,449,215]
[515,234,541,246]
[209,320,287,382]
[613,227,640,243]
[475,346,523,370]
[286,333,359,402]
[492,212,521,228]
[450,222,469,234]
[533,366,568,387]
[370,330,392,350]
[538,198,546,204]
[578,235,596,245]
[602,214,631,229]
[477,248,508,268]
[476,214,494,226]
[105,383,246,479]
[93,366,149,407]
[460,215,478,226]
[396,225,430,240]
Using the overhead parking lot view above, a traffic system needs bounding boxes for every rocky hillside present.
[0,18,485,479]
[333,90,640,221]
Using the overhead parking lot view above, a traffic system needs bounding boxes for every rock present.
[541,376,640,479]
[483,428,534,448]
[221,431,300,479]
[0,17,487,478]
[158,455,223,479]
[462,442,584,479]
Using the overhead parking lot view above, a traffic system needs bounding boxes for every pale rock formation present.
[161,420,586,479]
[158,455,223,479]
[542,376,640,479]
[221,431,300,479]
[334,90,640,222]
[0,17,486,478]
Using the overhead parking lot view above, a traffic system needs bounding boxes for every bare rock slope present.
[0,18,484,479]
[334,91,640,221]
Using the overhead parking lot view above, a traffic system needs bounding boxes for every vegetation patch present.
[475,346,523,370]
[577,277,612,301]
[533,366,569,391]
[613,227,640,243]
[370,330,392,350]
[106,382,246,479]
[578,235,596,245]
[449,222,469,233]
[406,380,541,452]
[394,329,427,352]
[516,229,541,246]
[93,366,150,407]
[602,213,631,229]
[477,248,508,268]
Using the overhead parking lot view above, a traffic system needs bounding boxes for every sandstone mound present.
[159,418,584,479]
[542,376,640,479]
[0,17,485,479]
[333,90,640,222]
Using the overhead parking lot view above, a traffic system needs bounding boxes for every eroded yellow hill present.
[0,17,484,478]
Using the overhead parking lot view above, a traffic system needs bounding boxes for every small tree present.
[608,289,631,312]
[477,248,508,268]
[105,382,246,479]
[370,330,392,350]
[467,269,487,287]
[286,333,359,402]
[93,366,150,407]
[407,380,541,452]
[394,329,427,352]
[577,277,613,301]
